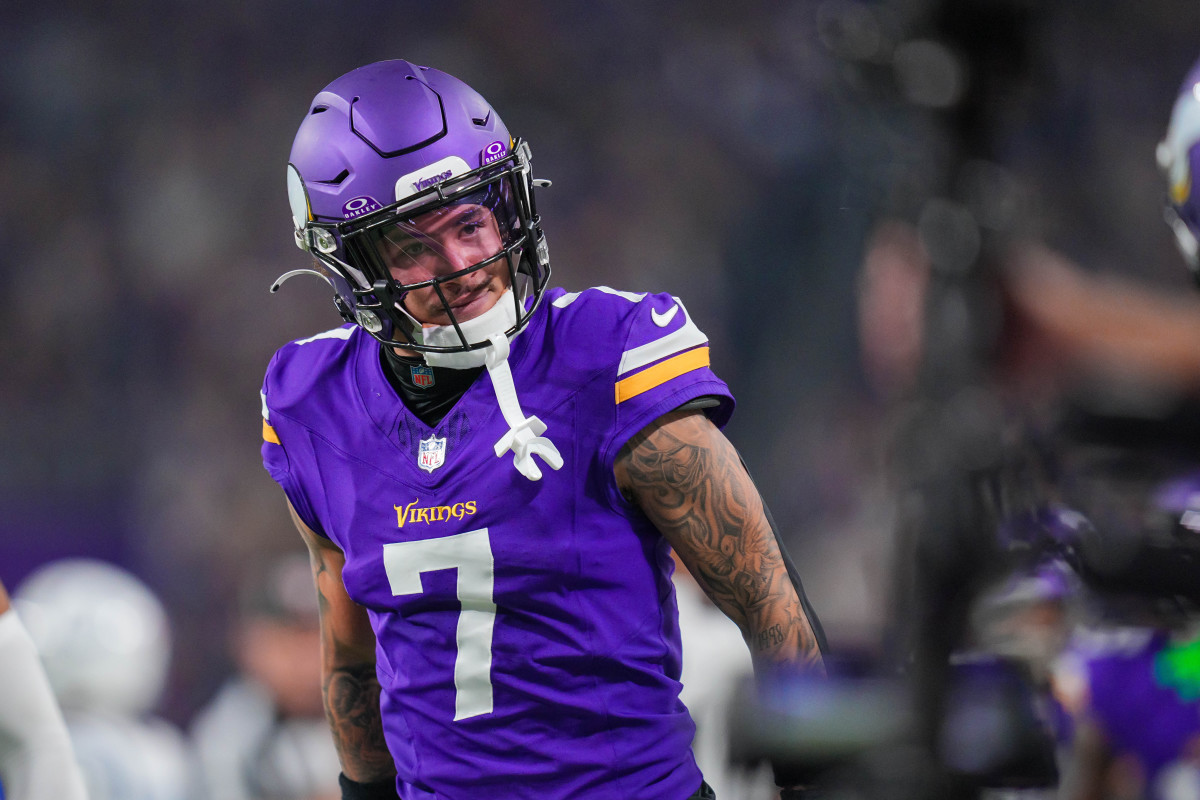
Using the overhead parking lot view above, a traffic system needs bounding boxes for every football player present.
[12,559,191,800]
[1047,455,1200,800]
[1048,55,1200,800]
[0,577,87,800]
[263,59,826,800]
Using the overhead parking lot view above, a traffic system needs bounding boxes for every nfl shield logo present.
[411,365,435,388]
[418,435,446,473]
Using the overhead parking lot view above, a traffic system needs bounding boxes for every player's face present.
[376,203,511,327]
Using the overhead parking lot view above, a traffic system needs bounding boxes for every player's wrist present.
[338,772,400,800]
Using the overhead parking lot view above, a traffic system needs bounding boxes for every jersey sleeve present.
[260,351,326,538]
[600,291,735,471]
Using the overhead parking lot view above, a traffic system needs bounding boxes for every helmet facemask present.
[290,141,550,358]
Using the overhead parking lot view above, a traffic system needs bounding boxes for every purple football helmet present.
[1159,56,1200,280]
[278,60,551,354]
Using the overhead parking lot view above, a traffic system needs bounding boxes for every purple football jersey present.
[261,287,734,800]
[1075,630,1200,800]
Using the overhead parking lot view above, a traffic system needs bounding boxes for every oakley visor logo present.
[342,196,382,219]
[482,141,507,166]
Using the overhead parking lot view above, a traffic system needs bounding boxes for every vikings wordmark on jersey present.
[260,287,734,800]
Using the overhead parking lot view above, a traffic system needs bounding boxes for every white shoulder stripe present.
[294,326,355,345]
[260,390,269,422]
[618,301,707,376]
[553,286,647,308]
[551,292,578,308]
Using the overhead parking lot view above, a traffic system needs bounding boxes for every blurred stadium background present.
[2,0,1199,735]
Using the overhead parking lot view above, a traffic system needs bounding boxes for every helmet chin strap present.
[482,332,563,481]
[409,287,562,481]
[415,288,519,370]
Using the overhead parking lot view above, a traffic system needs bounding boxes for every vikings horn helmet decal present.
[278,60,551,356]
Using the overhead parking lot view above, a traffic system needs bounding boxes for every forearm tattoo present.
[305,535,394,781]
[618,412,823,671]
[324,663,393,780]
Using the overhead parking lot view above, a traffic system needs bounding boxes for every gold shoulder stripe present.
[263,420,281,445]
[615,346,709,404]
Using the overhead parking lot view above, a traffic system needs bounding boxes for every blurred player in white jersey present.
[14,558,192,800]
[0,575,87,800]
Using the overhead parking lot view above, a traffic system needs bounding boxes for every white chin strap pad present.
[407,277,530,370]
[418,291,518,370]
[483,333,563,481]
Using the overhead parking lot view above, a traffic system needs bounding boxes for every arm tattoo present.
[309,559,393,780]
[324,663,393,780]
[618,411,823,671]
[292,505,395,781]
[756,623,786,651]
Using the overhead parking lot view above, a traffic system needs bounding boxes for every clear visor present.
[338,172,532,345]
[309,145,547,352]
[371,182,522,291]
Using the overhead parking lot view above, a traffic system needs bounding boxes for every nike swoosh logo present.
[650,304,679,327]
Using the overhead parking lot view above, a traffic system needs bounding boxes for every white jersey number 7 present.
[382,528,496,720]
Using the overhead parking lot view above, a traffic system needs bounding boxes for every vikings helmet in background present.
[1158,56,1200,280]
[1048,397,1200,608]
[278,59,551,356]
[13,559,171,717]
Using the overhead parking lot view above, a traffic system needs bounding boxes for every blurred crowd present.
[5,0,1200,797]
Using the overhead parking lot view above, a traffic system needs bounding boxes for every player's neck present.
[379,346,483,428]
